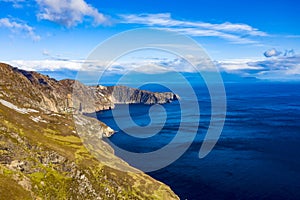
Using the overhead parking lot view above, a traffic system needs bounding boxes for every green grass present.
[30,168,71,199]
[0,102,179,200]
[0,174,32,200]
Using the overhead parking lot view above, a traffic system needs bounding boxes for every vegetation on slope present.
[0,63,179,200]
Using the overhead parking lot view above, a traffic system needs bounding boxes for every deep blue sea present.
[97,82,300,200]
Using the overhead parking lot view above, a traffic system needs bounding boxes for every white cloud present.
[5,52,300,81]
[131,63,171,74]
[283,49,295,57]
[42,49,50,56]
[4,59,120,72]
[158,27,257,44]
[120,13,268,44]
[5,59,84,71]
[264,48,282,57]
[0,0,25,8]
[218,58,264,71]
[218,54,300,80]
[3,56,197,74]
[36,0,109,27]
[285,35,300,38]
[0,17,40,41]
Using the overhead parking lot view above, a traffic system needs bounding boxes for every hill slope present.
[0,63,179,200]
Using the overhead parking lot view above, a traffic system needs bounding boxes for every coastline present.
[0,62,180,199]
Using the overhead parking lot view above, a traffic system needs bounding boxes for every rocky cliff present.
[0,63,179,200]
[107,85,179,104]
[0,63,178,114]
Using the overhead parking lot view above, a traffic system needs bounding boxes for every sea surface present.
[97,82,300,200]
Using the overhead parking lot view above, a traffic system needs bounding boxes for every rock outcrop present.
[0,63,179,200]
[107,85,179,104]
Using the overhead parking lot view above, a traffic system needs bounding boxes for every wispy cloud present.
[0,17,40,41]
[4,53,300,81]
[158,27,257,44]
[4,59,123,72]
[5,59,84,71]
[3,56,195,74]
[218,58,264,72]
[264,48,282,57]
[218,53,300,80]
[285,35,300,38]
[120,13,268,44]
[36,0,109,27]
[0,0,25,8]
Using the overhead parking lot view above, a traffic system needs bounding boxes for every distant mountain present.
[0,63,179,200]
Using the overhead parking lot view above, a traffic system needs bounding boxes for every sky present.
[1,0,300,81]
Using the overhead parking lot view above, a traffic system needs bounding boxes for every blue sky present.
[1,0,300,80]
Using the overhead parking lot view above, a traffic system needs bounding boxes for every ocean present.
[97,82,300,200]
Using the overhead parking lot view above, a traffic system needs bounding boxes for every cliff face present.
[0,64,115,113]
[107,85,179,104]
[0,63,178,114]
[0,63,179,200]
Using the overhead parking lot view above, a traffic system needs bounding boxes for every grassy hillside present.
[0,63,179,200]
